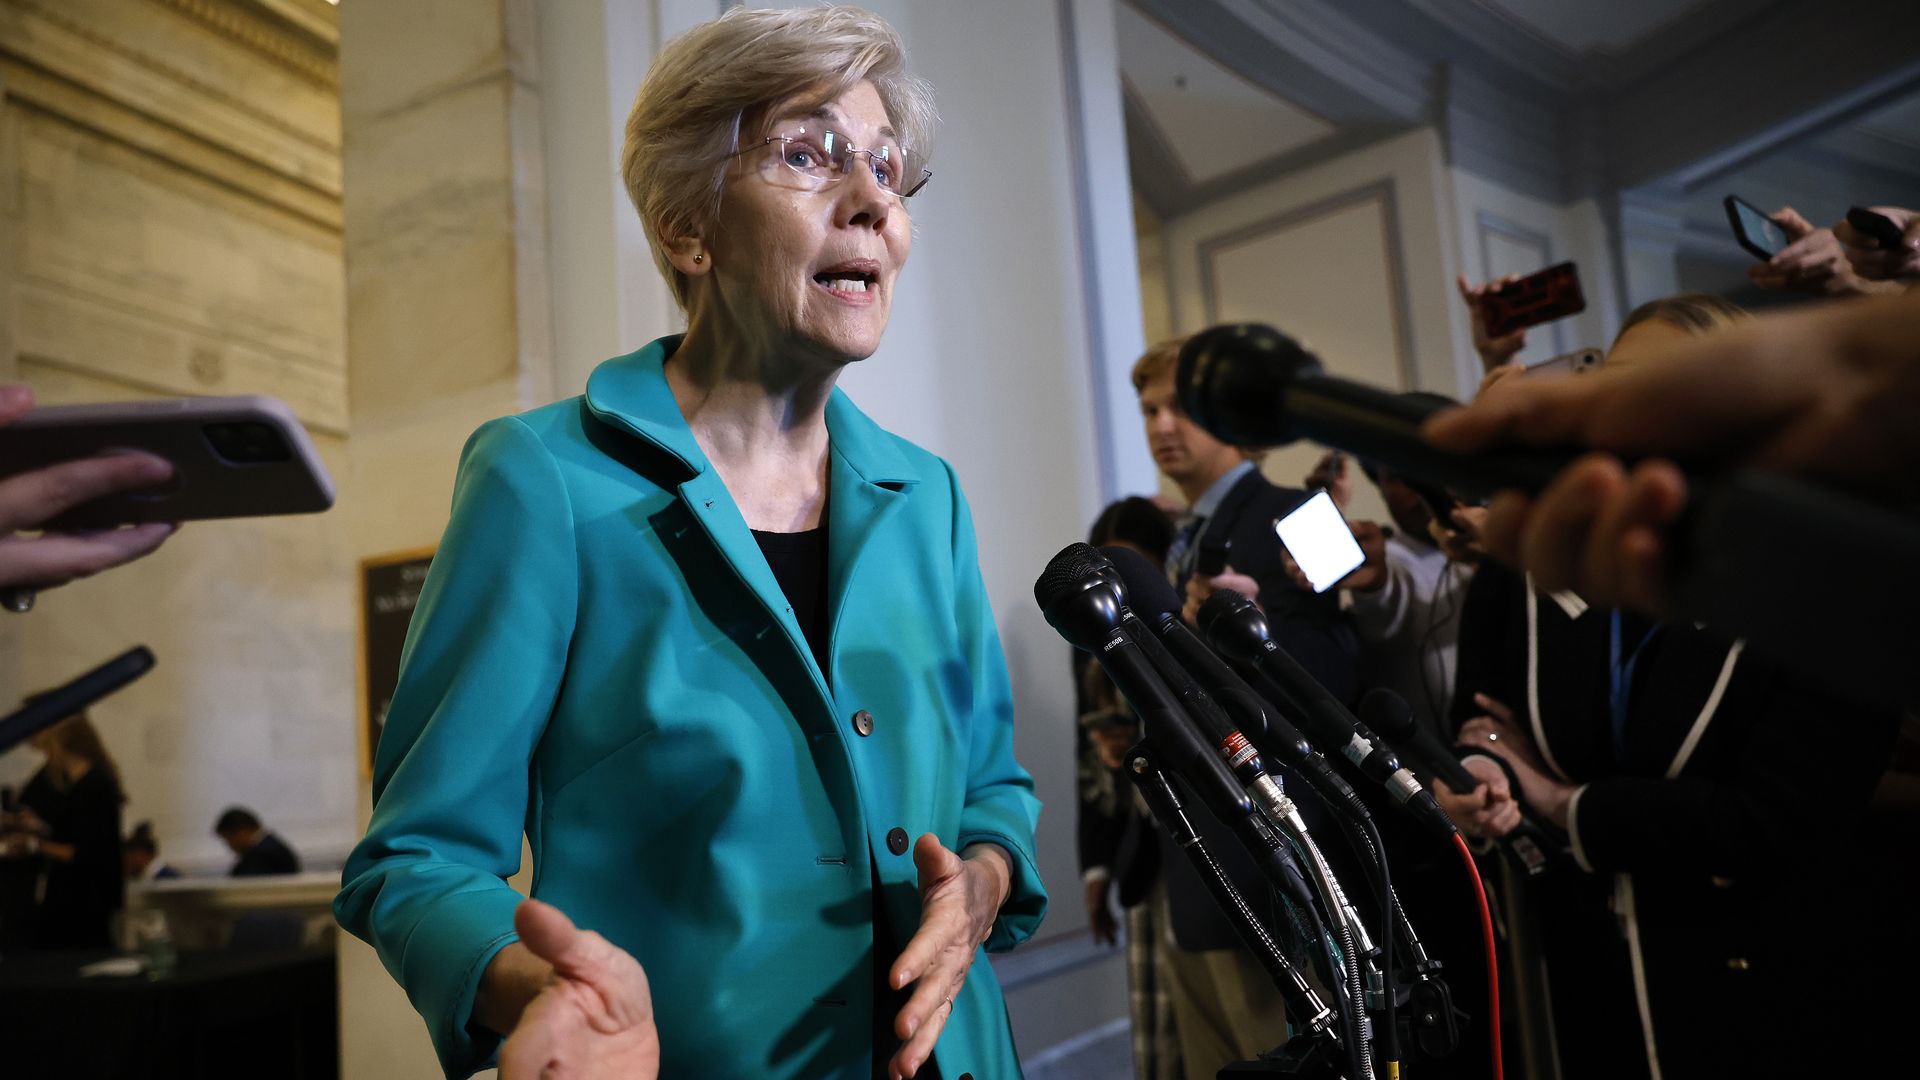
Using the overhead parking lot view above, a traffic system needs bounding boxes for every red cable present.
[1453,832,1504,1080]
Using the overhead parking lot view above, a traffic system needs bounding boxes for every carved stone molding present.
[149,0,338,89]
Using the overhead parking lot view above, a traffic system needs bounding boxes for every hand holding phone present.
[1478,262,1586,340]
[1273,489,1366,593]
[0,385,178,596]
[1725,195,1788,262]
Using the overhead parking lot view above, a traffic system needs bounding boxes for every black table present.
[0,947,338,1079]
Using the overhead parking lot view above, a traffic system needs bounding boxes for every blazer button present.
[853,709,875,737]
[1727,957,1751,972]
[886,827,909,856]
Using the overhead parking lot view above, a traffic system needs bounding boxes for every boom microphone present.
[1176,324,1577,503]
[0,646,155,755]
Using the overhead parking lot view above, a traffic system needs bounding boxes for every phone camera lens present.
[202,422,291,465]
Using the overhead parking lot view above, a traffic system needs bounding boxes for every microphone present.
[1175,324,1920,707]
[1176,324,1577,504]
[1033,544,1318,909]
[0,646,155,755]
[1362,688,1554,876]
[1357,688,1478,797]
[1197,588,1457,840]
[1096,546,1364,815]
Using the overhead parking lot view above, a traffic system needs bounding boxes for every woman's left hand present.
[1460,707,1577,828]
[887,836,1009,1080]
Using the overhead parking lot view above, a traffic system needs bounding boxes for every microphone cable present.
[1454,832,1504,1080]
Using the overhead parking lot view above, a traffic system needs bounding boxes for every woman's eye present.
[871,161,897,188]
[786,148,818,168]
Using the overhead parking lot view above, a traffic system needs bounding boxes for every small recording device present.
[0,395,334,529]
[1725,195,1788,261]
[1846,206,1906,249]
[1526,346,1602,377]
[1272,489,1365,593]
[1480,261,1585,339]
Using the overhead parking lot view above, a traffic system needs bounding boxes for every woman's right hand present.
[1457,274,1528,371]
[494,899,659,1080]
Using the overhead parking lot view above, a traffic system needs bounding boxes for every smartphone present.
[0,395,334,529]
[1273,490,1366,593]
[1480,262,1585,339]
[1526,346,1602,377]
[1724,195,1788,261]
[1846,206,1905,249]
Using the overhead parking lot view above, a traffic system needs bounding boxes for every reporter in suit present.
[333,10,1045,1080]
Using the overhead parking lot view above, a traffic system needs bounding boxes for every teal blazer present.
[335,337,1047,1078]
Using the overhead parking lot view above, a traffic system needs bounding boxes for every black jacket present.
[1158,467,1360,952]
[1450,564,1897,1078]
[233,832,302,877]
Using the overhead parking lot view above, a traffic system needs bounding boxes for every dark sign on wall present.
[358,548,434,778]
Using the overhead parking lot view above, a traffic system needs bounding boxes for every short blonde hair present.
[621,7,937,312]
[1129,336,1266,463]
[1616,293,1748,342]
[1129,336,1189,392]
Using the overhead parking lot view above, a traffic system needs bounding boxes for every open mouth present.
[812,261,880,297]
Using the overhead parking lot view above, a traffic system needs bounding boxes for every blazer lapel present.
[822,391,923,683]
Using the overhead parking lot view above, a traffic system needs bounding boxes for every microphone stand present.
[1122,743,1349,1079]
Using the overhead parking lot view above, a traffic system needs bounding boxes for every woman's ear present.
[664,234,710,277]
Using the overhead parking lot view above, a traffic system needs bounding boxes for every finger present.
[0,524,175,589]
[0,384,32,426]
[891,973,960,1078]
[1456,273,1474,302]
[1772,206,1812,238]
[1582,458,1680,608]
[0,453,174,533]
[1518,455,1625,594]
[1479,489,1531,564]
[1473,693,1514,724]
[497,993,570,1079]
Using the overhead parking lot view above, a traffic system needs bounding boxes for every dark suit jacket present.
[233,832,301,877]
[1159,467,1361,952]
[1449,564,1897,1078]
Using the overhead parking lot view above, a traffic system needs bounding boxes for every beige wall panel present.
[343,77,523,415]
[1202,195,1406,516]
[0,0,339,193]
[14,107,346,427]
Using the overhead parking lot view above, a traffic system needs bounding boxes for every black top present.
[22,765,124,950]
[752,525,832,680]
[233,832,302,877]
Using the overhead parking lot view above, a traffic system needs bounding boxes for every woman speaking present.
[335,8,1046,1079]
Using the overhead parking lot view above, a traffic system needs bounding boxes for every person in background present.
[123,821,178,882]
[1435,293,1899,1077]
[214,806,301,877]
[0,710,127,949]
[1074,495,1178,1079]
[1133,335,1358,1080]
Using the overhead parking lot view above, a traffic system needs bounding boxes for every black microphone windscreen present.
[1177,324,1320,448]
[1099,545,1182,621]
[1358,688,1416,742]
[1033,541,1109,611]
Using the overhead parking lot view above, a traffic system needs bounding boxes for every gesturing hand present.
[887,836,1009,1080]
[498,899,659,1080]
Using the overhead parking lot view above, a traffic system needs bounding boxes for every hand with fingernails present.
[886,835,1010,1080]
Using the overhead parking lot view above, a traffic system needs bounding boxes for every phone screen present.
[1273,490,1366,593]
[1729,197,1787,258]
